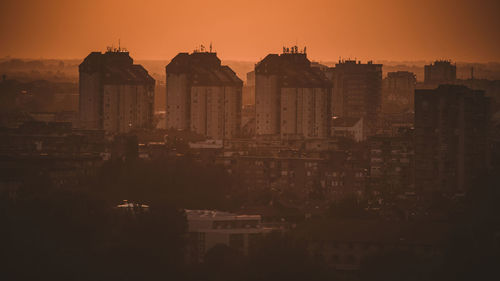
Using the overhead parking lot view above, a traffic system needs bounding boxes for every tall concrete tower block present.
[79,49,155,133]
[165,52,243,140]
[255,49,332,140]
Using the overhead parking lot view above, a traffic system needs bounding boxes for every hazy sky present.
[1,0,499,62]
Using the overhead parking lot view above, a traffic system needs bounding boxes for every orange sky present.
[1,0,499,62]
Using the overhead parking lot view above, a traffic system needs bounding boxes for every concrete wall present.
[103,84,153,133]
[79,72,102,129]
[224,86,242,139]
[280,87,329,139]
[166,73,189,130]
[256,74,280,135]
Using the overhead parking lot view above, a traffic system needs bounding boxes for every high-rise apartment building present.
[415,85,490,193]
[424,60,456,85]
[79,48,155,133]
[165,51,242,140]
[382,71,416,113]
[255,47,332,139]
[329,60,382,136]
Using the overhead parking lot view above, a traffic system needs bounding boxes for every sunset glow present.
[1,0,499,61]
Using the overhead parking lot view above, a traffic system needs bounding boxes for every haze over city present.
[1,1,500,280]
[1,0,500,62]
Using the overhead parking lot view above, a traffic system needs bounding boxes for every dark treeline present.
[0,157,240,280]
[89,157,241,210]
[0,172,186,281]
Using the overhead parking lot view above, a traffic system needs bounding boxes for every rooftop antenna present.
[210,42,212,53]
[118,39,121,52]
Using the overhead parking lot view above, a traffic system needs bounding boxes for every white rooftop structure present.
[185,209,262,232]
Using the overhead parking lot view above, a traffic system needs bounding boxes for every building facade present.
[79,49,155,133]
[424,60,456,85]
[165,52,243,140]
[414,85,490,193]
[255,47,332,140]
[368,130,414,193]
[331,117,365,142]
[185,209,271,263]
[329,60,382,136]
[382,71,416,114]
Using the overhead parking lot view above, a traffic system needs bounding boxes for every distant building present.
[382,71,416,113]
[0,121,107,189]
[414,85,490,193]
[255,47,332,140]
[377,112,414,136]
[242,70,255,105]
[185,209,271,263]
[79,48,155,133]
[246,71,255,87]
[331,117,364,142]
[329,60,382,136]
[368,130,414,192]
[224,148,368,203]
[297,219,449,271]
[165,51,243,140]
[424,60,456,85]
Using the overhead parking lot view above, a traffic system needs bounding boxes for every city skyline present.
[1,0,500,62]
[1,1,499,279]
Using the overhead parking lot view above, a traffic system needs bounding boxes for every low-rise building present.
[185,209,272,263]
[331,117,364,142]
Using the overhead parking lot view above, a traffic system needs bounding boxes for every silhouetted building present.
[79,49,155,133]
[329,60,382,136]
[165,51,242,140]
[255,47,332,140]
[368,130,414,193]
[243,70,255,105]
[382,71,416,113]
[424,60,456,85]
[0,121,107,188]
[377,112,414,136]
[415,85,490,193]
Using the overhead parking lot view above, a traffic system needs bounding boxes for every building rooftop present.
[185,209,261,221]
[166,52,242,87]
[79,50,155,85]
[332,117,362,128]
[416,84,485,97]
[255,52,332,88]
